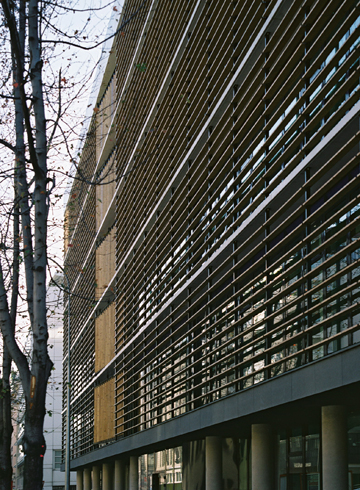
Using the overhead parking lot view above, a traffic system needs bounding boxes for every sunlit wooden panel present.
[95,303,115,372]
[94,378,115,443]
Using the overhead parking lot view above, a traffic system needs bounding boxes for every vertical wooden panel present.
[115,372,124,437]
[64,207,70,251]
[96,78,115,166]
[95,227,116,298]
[95,303,115,372]
[96,153,116,231]
[94,378,115,443]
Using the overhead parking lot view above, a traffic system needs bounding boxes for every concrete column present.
[251,424,274,490]
[322,405,348,490]
[103,463,113,490]
[92,465,101,490]
[84,468,91,490]
[129,456,138,490]
[114,459,126,490]
[205,436,222,490]
[76,470,83,490]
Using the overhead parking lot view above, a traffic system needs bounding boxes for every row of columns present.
[250,405,348,490]
[77,457,138,490]
[76,406,348,490]
[205,406,348,490]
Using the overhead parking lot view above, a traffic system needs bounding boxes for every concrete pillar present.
[205,436,222,490]
[251,424,274,490]
[92,465,101,490]
[84,468,91,490]
[322,405,348,490]
[114,459,126,490]
[129,456,138,490]
[76,470,83,490]
[103,463,113,490]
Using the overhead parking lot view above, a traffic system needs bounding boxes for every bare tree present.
[0,1,53,488]
[0,1,149,488]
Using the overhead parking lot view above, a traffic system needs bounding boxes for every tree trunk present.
[22,376,48,490]
[0,170,20,490]
[21,1,52,486]
[0,346,12,490]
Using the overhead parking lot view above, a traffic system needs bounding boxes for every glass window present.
[239,438,250,490]
[348,412,360,490]
[53,450,62,470]
[277,426,320,490]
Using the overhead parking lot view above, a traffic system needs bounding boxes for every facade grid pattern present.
[63,1,360,486]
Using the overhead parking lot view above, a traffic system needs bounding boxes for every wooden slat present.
[94,378,115,443]
[95,303,115,372]
[96,227,116,298]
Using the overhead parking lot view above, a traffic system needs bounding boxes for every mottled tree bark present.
[0,347,13,490]
[0,193,20,490]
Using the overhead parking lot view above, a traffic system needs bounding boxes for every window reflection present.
[277,426,320,490]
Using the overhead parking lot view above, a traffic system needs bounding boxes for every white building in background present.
[12,275,76,490]
[43,275,76,490]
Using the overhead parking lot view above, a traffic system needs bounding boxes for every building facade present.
[64,0,360,489]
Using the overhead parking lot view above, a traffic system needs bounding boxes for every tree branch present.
[12,0,35,328]
[43,0,117,13]
[47,69,62,150]
[42,0,148,51]
[0,139,15,153]
[0,0,43,179]
[0,257,30,395]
